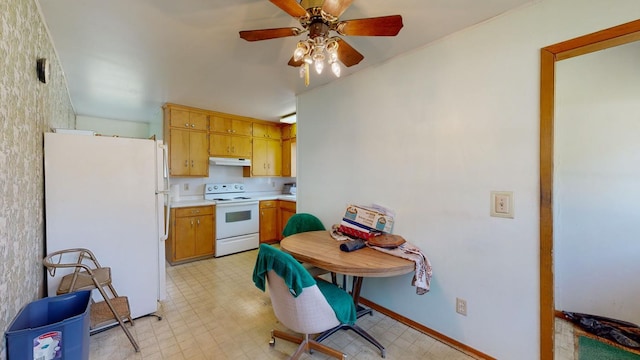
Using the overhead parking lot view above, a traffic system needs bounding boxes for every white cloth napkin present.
[368,241,432,295]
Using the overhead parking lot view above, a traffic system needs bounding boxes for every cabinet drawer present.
[175,206,214,217]
[279,200,296,212]
[260,200,277,209]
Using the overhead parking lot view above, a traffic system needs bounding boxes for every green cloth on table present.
[252,244,356,325]
[282,213,325,237]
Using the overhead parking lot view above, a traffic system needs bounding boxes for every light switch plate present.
[490,191,514,218]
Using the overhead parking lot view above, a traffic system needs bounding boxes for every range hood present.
[209,157,251,167]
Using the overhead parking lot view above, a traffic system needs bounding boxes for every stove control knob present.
[238,185,244,191]
[213,185,218,190]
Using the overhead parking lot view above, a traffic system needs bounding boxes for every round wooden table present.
[280,230,414,358]
[280,230,414,278]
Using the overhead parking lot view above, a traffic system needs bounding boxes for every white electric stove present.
[205,183,259,257]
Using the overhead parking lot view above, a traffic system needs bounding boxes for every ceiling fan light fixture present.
[331,61,341,77]
[293,41,309,62]
[314,58,324,74]
[239,0,402,86]
[303,53,313,64]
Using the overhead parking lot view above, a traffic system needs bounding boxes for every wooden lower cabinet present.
[259,200,279,243]
[166,205,215,265]
[259,200,297,243]
[279,200,296,240]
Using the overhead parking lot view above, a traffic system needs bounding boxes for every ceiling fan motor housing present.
[308,19,330,38]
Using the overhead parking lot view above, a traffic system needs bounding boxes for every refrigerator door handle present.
[158,143,171,241]
[161,193,170,241]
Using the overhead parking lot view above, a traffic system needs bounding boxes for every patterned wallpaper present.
[0,0,75,358]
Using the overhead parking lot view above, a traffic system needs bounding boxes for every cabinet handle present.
[232,129,236,133]
[184,160,188,167]
[231,146,235,153]
[197,219,200,225]
[263,163,266,169]
[185,123,189,127]
[227,146,230,153]
[191,160,194,167]
[190,220,194,227]
[191,124,195,128]
[227,129,232,133]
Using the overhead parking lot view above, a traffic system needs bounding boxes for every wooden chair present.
[43,248,140,352]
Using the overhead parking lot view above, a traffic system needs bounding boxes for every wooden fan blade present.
[270,0,308,18]
[336,38,363,67]
[239,27,301,42]
[336,15,403,36]
[322,0,354,18]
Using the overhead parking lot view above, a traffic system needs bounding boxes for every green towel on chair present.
[253,244,315,297]
[282,213,326,237]
[252,244,356,325]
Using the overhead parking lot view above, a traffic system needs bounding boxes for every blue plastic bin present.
[5,290,91,360]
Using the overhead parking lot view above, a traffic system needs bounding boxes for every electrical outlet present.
[183,183,189,191]
[456,298,467,316]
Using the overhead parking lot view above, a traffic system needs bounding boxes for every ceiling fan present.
[239,0,403,86]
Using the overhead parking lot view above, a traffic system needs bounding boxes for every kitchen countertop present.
[170,194,296,208]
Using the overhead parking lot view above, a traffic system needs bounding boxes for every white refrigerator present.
[44,132,169,319]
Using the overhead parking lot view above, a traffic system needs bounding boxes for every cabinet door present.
[169,109,191,128]
[189,132,209,176]
[189,112,209,131]
[282,138,292,177]
[279,201,297,240]
[252,138,268,176]
[260,204,278,243]
[267,139,282,176]
[231,136,252,157]
[194,214,214,256]
[169,129,191,176]
[210,116,230,133]
[209,133,232,156]
[290,123,297,138]
[232,119,253,136]
[254,123,281,139]
[174,216,196,260]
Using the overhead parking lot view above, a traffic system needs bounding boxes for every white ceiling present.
[37,0,532,123]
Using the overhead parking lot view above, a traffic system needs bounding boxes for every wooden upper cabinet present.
[164,104,210,177]
[210,116,253,136]
[169,108,208,131]
[209,133,252,158]
[251,138,281,176]
[253,123,282,139]
[169,129,209,176]
[282,123,297,139]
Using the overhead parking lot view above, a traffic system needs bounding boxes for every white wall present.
[76,115,151,138]
[555,42,640,323]
[295,0,640,358]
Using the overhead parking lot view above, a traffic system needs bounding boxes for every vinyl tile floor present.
[89,248,476,359]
